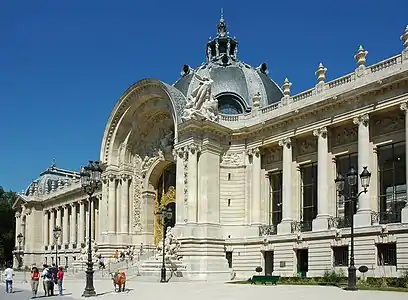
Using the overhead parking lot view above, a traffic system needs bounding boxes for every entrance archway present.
[154,163,176,246]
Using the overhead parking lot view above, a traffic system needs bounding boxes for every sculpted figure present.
[182,73,219,122]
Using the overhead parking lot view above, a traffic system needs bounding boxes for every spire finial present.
[220,8,224,22]
[217,9,227,37]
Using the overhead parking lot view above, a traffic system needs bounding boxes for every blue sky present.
[1,0,407,192]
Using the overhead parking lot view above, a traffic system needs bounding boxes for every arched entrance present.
[154,163,176,246]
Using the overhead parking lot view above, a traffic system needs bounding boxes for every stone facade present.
[13,19,408,280]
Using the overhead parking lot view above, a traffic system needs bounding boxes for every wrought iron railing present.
[291,220,313,233]
[259,224,277,236]
[371,210,401,224]
[328,216,352,229]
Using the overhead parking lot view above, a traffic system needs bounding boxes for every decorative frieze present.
[331,124,358,147]
[261,146,282,168]
[221,151,244,166]
[296,136,317,156]
[371,111,404,136]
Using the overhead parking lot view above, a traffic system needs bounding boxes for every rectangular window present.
[301,163,317,231]
[377,243,397,266]
[378,142,406,224]
[269,171,283,226]
[336,154,358,227]
[333,246,349,267]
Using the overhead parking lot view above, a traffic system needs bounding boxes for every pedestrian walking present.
[30,266,40,298]
[56,267,64,296]
[3,264,14,293]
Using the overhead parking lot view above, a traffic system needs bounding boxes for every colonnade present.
[249,111,393,233]
[42,198,99,247]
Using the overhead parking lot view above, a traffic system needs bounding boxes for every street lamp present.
[156,206,173,283]
[53,226,62,268]
[16,233,23,270]
[335,166,371,291]
[80,160,103,297]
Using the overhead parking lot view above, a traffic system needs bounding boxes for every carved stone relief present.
[221,151,244,166]
[371,111,404,137]
[331,124,358,147]
[261,146,282,168]
[132,154,143,232]
[296,136,317,156]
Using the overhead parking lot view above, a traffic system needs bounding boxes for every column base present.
[312,215,329,231]
[401,206,408,223]
[354,211,372,228]
[277,220,293,234]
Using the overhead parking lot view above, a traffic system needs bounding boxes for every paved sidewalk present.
[7,278,408,300]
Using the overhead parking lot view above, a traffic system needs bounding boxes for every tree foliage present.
[0,186,16,266]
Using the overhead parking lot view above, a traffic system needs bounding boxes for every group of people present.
[2,263,64,298]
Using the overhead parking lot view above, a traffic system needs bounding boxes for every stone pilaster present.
[42,210,48,246]
[56,207,62,230]
[312,126,330,231]
[197,141,222,224]
[277,138,293,234]
[400,102,408,222]
[120,174,130,234]
[78,200,85,244]
[249,147,262,225]
[70,203,77,245]
[108,174,117,233]
[187,143,199,224]
[62,205,69,245]
[353,114,372,227]
[174,147,187,224]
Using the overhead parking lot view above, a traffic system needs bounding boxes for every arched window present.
[217,94,244,115]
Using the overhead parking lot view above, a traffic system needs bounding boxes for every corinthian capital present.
[400,102,408,113]
[312,126,328,138]
[107,173,116,181]
[353,114,369,126]
[246,147,260,157]
[278,137,291,148]
[187,143,200,154]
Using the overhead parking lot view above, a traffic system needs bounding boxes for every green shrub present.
[322,269,346,284]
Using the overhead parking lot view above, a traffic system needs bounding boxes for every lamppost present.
[53,226,62,268]
[16,233,26,283]
[16,233,23,270]
[156,206,173,283]
[335,166,371,291]
[80,160,103,297]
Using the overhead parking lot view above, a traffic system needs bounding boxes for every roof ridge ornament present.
[217,8,227,38]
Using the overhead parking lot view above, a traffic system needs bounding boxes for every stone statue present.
[156,227,181,260]
[182,73,219,122]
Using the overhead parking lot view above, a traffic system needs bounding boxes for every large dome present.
[173,14,283,115]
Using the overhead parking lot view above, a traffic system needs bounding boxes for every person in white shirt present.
[41,265,52,297]
[3,265,14,293]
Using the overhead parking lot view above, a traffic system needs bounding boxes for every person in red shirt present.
[56,267,64,296]
[31,267,40,298]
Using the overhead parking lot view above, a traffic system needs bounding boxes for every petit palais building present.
[12,18,408,281]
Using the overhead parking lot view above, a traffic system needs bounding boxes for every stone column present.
[121,175,130,234]
[312,126,330,231]
[50,209,55,245]
[63,205,69,244]
[174,148,186,224]
[70,203,77,245]
[56,207,62,229]
[42,211,49,246]
[15,212,22,244]
[353,114,372,227]
[187,144,199,224]
[99,177,108,238]
[78,201,85,244]
[250,147,262,225]
[277,138,293,234]
[400,102,408,222]
[108,174,117,233]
